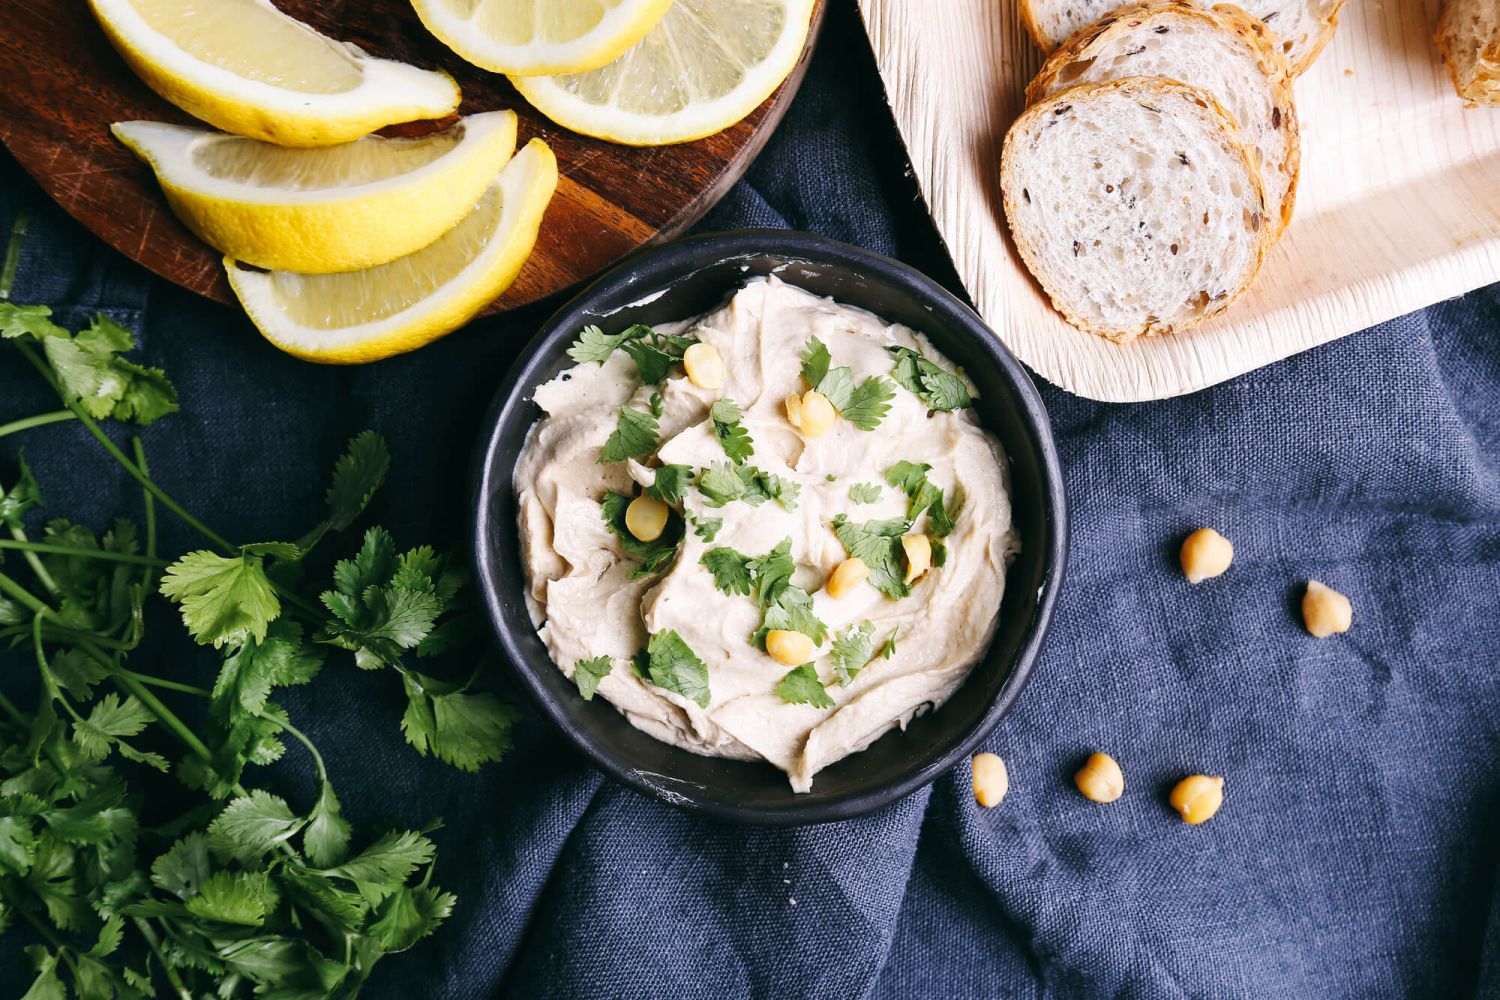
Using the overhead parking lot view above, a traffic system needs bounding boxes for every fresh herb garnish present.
[643,630,711,708]
[709,398,754,464]
[885,460,957,537]
[888,346,972,411]
[695,463,799,511]
[701,539,826,648]
[601,491,682,577]
[645,463,693,505]
[830,515,912,600]
[573,655,612,701]
[880,629,900,659]
[567,323,696,384]
[799,336,895,430]
[567,323,649,364]
[691,515,723,542]
[598,403,659,464]
[849,482,883,504]
[773,664,834,708]
[0,214,507,999]
[830,621,876,685]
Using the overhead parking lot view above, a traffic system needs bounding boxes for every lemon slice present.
[89,0,461,147]
[511,0,816,146]
[412,0,675,76]
[227,139,558,364]
[113,112,517,274]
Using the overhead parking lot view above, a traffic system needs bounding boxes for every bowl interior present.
[473,232,1065,825]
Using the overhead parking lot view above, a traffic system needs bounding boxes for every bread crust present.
[1435,0,1500,105]
[999,77,1275,344]
[1025,0,1301,235]
[1017,0,1344,77]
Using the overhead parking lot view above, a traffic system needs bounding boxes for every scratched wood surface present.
[0,0,825,315]
[860,0,1500,402]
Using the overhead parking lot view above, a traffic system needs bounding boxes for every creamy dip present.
[515,278,1017,792]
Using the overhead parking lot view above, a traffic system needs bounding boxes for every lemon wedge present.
[113,112,518,274]
[226,139,558,364]
[412,0,674,76]
[510,0,816,146]
[89,0,461,147]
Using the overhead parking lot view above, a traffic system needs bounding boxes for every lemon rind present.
[411,0,674,76]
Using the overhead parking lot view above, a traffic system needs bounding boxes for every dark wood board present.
[0,0,825,314]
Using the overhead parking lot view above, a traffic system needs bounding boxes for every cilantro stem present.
[271,582,324,620]
[0,688,25,728]
[14,341,236,553]
[118,668,209,698]
[0,208,28,300]
[109,669,214,763]
[0,539,168,566]
[276,714,331,785]
[134,435,158,560]
[0,409,75,438]
[0,566,47,616]
[131,916,194,1000]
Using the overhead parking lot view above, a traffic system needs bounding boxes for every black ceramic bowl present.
[472,230,1066,825]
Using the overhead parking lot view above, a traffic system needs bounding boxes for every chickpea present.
[1180,527,1233,584]
[826,557,869,599]
[1302,580,1352,637]
[682,343,724,389]
[783,392,803,429]
[624,494,669,543]
[1073,752,1125,803]
[971,753,1009,807]
[902,533,932,584]
[798,390,836,437]
[765,629,816,666]
[1169,775,1224,825]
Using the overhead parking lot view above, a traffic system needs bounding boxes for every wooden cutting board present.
[0,0,825,314]
[859,0,1500,402]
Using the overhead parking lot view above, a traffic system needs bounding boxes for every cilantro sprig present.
[601,491,683,577]
[598,403,659,464]
[567,322,696,385]
[709,398,754,464]
[830,515,912,600]
[700,539,827,649]
[0,215,509,997]
[885,460,958,537]
[773,665,834,708]
[800,337,896,431]
[888,346,972,411]
[694,462,799,511]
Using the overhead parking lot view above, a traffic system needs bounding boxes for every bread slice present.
[1019,0,1344,76]
[1028,1,1300,236]
[1436,0,1500,105]
[1000,77,1273,343]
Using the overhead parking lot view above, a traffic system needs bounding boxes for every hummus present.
[515,278,1017,792]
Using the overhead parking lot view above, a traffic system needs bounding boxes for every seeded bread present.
[1018,0,1344,75]
[1000,77,1273,343]
[1436,0,1500,105]
[1027,1,1300,235]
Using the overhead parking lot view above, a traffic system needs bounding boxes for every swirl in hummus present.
[515,277,1017,792]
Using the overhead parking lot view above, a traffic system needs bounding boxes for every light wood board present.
[859,0,1500,402]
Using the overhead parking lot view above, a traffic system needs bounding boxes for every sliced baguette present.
[1000,77,1272,343]
[1028,1,1300,236]
[1436,0,1500,105]
[1019,0,1343,76]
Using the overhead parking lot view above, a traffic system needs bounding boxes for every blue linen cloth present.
[3,3,1500,996]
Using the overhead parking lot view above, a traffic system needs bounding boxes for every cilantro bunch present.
[0,214,509,997]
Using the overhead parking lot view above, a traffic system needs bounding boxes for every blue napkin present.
[3,4,1499,996]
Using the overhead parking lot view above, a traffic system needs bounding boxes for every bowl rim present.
[470,228,1068,825]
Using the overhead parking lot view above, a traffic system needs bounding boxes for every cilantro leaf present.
[739,467,800,511]
[622,338,678,384]
[880,629,900,659]
[599,405,659,464]
[573,655,612,701]
[886,461,958,537]
[0,452,43,528]
[644,464,693,505]
[69,693,153,762]
[840,376,896,430]
[888,346,972,411]
[39,314,178,425]
[849,482,882,505]
[298,431,389,550]
[368,884,456,953]
[692,515,722,542]
[566,323,648,364]
[755,586,827,647]
[816,366,856,412]
[695,462,746,507]
[207,791,304,863]
[830,622,876,685]
[800,337,831,387]
[326,829,435,903]
[184,870,276,927]
[0,301,66,339]
[601,491,682,577]
[710,398,754,464]
[160,551,281,648]
[831,515,912,600]
[321,529,460,668]
[302,781,351,869]
[747,539,795,609]
[399,673,517,772]
[701,547,755,596]
[644,630,711,708]
[774,665,834,708]
[151,833,213,900]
